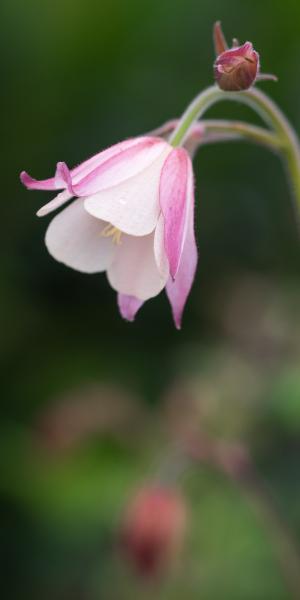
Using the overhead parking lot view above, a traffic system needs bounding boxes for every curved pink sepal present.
[20,161,74,193]
[55,162,75,195]
[20,171,58,191]
[166,178,197,329]
[159,148,190,279]
[117,293,144,322]
[20,136,167,201]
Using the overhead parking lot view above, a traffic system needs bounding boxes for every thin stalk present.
[169,85,300,214]
[150,118,283,152]
[202,119,283,150]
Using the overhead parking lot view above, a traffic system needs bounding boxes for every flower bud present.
[120,486,187,577]
[214,41,259,91]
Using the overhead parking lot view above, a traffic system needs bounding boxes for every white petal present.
[71,137,150,184]
[154,213,169,278]
[45,198,115,273]
[37,189,73,217]
[107,232,168,300]
[84,147,172,236]
[74,139,169,196]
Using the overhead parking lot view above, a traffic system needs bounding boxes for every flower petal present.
[107,232,168,300]
[20,171,59,191]
[45,198,115,273]
[71,137,157,183]
[166,177,197,329]
[20,141,146,191]
[21,137,166,195]
[84,146,171,236]
[159,148,191,279]
[73,138,169,196]
[55,162,75,194]
[117,294,144,322]
[154,213,169,278]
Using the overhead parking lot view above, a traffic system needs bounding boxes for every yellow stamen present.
[101,224,122,245]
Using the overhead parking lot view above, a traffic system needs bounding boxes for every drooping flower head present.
[21,134,197,328]
[120,486,187,577]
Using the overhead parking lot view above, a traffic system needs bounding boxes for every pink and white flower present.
[21,134,197,328]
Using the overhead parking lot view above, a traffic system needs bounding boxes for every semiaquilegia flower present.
[21,135,197,328]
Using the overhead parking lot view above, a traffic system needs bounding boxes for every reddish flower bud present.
[120,486,187,577]
[214,41,260,92]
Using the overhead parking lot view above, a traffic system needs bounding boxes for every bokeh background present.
[1,0,300,598]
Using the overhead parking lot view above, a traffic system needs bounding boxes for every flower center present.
[101,223,122,245]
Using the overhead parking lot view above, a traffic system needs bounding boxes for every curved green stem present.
[150,118,283,152]
[169,86,230,147]
[169,85,300,214]
[198,120,283,150]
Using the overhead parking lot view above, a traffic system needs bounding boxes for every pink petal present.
[159,148,191,279]
[20,171,59,191]
[166,176,197,329]
[21,162,75,216]
[20,137,165,196]
[45,198,115,273]
[20,140,145,192]
[71,137,156,183]
[107,232,168,300]
[21,161,74,192]
[74,138,169,196]
[84,146,171,236]
[216,41,257,65]
[55,162,75,195]
[117,294,144,322]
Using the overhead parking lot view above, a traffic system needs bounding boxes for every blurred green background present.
[1,0,300,598]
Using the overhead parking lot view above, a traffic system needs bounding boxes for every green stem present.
[169,86,229,147]
[150,119,282,150]
[169,85,300,213]
[199,120,283,150]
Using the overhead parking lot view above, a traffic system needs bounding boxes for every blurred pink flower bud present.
[120,486,187,577]
[214,41,259,91]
